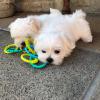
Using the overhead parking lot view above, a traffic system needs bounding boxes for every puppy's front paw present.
[83,35,93,43]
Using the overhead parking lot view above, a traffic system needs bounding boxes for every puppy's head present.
[34,33,75,65]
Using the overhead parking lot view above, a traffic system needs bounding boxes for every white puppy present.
[34,10,93,65]
[9,8,61,48]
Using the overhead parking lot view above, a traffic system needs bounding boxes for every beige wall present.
[16,0,63,12]
[70,0,100,13]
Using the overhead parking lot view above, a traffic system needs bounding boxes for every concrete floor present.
[0,30,100,100]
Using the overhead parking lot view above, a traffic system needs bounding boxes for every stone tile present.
[83,71,100,100]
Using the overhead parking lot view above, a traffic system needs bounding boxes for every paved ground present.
[0,30,100,100]
[0,13,100,100]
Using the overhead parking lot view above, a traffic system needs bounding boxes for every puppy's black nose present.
[47,57,53,63]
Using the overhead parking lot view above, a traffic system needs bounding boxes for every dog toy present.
[4,39,48,69]
[4,44,22,54]
[24,39,35,54]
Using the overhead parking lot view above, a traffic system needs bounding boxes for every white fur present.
[34,9,93,65]
[9,8,61,47]
[9,15,48,47]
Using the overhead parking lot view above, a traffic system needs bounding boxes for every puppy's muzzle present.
[47,57,53,63]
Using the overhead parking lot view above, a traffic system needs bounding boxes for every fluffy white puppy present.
[34,10,93,65]
[9,8,61,48]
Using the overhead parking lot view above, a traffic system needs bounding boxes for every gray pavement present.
[0,30,100,100]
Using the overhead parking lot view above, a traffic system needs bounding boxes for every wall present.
[15,0,64,12]
[70,0,100,13]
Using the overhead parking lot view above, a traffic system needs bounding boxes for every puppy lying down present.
[9,8,92,65]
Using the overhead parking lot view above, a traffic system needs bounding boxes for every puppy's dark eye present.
[42,50,46,53]
[54,50,60,54]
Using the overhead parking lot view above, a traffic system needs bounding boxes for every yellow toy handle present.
[21,53,38,64]
[4,44,20,54]
[25,39,35,54]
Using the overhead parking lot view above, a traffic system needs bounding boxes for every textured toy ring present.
[4,44,22,54]
[30,63,48,69]
[25,39,35,54]
[21,53,38,64]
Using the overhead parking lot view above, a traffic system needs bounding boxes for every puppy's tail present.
[73,9,86,19]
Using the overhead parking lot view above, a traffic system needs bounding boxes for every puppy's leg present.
[75,19,92,42]
[82,33,93,43]
[73,10,93,43]
[81,25,93,43]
